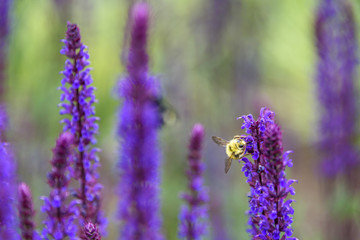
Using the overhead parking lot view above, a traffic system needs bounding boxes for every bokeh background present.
[4,0,360,239]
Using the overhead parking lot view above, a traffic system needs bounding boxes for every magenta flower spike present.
[178,124,208,240]
[18,182,36,240]
[315,0,359,176]
[117,2,163,239]
[41,132,78,240]
[59,22,106,231]
[240,108,297,240]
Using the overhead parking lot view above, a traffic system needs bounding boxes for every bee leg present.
[239,153,252,159]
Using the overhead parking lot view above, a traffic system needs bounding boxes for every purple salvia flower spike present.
[18,182,36,240]
[118,2,163,240]
[82,223,101,240]
[178,124,209,240]
[261,124,296,239]
[41,132,79,240]
[315,0,359,176]
[315,1,359,239]
[0,142,20,240]
[59,22,106,232]
[240,108,297,240]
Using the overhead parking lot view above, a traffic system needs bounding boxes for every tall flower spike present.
[239,108,297,240]
[178,124,208,239]
[82,223,101,240]
[118,2,163,240]
[41,132,78,240]
[0,142,19,240]
[315,0,359,176]
[18,182,36,240]
[59,22,106,231]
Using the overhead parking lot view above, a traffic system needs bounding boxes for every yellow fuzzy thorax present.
[225,138,246,159]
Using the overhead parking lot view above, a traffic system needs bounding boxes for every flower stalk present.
[117,3,163,239]
[240,108,297,240]
[59,22,105,231]
[178,124,208,240]
[315,0,358,176]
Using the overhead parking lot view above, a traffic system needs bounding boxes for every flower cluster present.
[41,132,78,240]
[178,124,208,239]
[315,0,359,176]
[117,3,163,239]
[18,182,36,240]
[59,22,105,230]
[240,108,297,239]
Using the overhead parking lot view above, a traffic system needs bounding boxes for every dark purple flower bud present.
[315,0,359,176]
[82,223,101,240]
[240,109,297,240]
[117,3,163,240]
[0,142,19,240]
[178,124,209,240]
[41,132,79,240]
[59,22,106,232]
[18,182,35,240]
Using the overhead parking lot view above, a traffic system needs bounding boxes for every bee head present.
[236,139,246,148]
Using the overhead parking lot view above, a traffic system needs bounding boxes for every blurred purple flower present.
[59,22,106,231]
[178,124,208,240]
[41,132,78,240]
[0,0,11,100]
[315,0,359,176]
[117,3,163,239]
[18,182,36,240]
[239,108,297,240]
[0,141,19,240]
[82,223,101,240]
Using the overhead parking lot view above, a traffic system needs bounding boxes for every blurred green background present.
[4,0,360,239]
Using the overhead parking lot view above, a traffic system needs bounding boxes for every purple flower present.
[315,0,359,176]
[41,132,78,240]
[0,142,19,240]
[117,3,163,239]
[82,223,101,240]
[59,22,106,231]
[18,182,36,240]
[178,124,208,240]
[239,108,297,240]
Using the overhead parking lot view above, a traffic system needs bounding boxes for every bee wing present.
[225,155,233,174]
[212,136,229,147]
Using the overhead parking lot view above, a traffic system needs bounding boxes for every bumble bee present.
[212,135,248,174]
[151,96,178,128]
